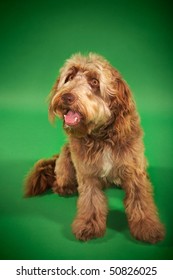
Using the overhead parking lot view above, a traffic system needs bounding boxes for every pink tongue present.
[64,111,81,126]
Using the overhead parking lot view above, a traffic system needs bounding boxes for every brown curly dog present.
[25,53,165,243]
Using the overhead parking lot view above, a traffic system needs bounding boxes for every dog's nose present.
[61,93,75,104]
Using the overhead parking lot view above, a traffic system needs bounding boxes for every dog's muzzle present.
[52,92,81,127]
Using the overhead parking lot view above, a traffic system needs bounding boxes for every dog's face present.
[49,53,132,137]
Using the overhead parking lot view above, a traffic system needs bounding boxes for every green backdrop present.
[0,0,173,260]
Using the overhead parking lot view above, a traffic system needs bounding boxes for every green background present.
[0,0,173,260]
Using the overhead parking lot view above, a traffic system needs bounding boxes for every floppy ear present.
[115,77,132,115]
[110,70,136,137]
[48,77,60,123]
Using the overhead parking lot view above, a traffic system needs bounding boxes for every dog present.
[25,53,165,243]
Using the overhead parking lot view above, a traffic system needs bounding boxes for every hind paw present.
[53,181,77,196]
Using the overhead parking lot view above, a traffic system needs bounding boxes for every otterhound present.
[25,53,165,243]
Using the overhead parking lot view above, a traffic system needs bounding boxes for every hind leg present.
[53,144,78,196]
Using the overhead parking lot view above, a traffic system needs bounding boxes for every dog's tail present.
[25,155,59,197]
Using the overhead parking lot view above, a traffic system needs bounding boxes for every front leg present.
[72,176,107,241]
[121,166,165,244]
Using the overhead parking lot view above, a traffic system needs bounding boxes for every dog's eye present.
[65,74,74,83]
[90,78,99,87]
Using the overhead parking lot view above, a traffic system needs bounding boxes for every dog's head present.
[49,53,134,137]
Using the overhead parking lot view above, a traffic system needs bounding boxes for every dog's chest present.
[70,139,120,184]
[100,148,113,178]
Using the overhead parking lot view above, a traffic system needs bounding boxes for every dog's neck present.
[69,110,142,149]
[89,119,115,141]
[69,118,117,147]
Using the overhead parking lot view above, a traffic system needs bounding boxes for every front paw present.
[53,181,77,196]
[130,219,165,244]
[72,217,106,241]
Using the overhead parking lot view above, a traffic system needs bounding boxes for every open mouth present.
[64,110,82,126]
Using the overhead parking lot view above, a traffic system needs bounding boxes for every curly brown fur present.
[25,53,165,243]
[52,144,78,196]
[25,155,58,196]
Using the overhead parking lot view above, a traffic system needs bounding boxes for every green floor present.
[0,0,173,260]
